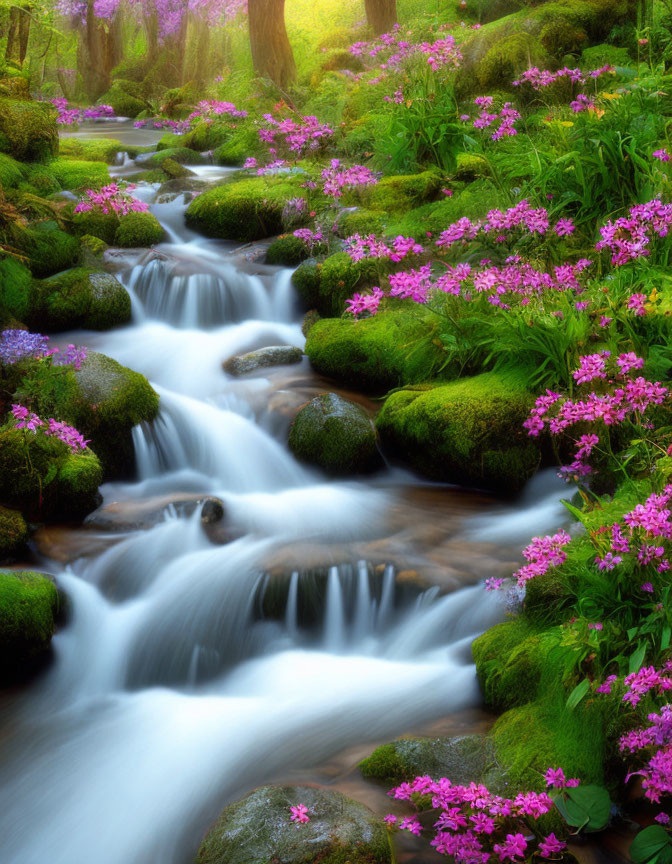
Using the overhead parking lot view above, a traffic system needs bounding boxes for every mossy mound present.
[360,735,508,791]
[113,212,164,248]
[288,393,383,476]
[30,268,131,332]
[0,98,58,162]
[195,785,391,864]
[213,126,262,166]
[71,209,119,244]
[455,152,491,180]
[98,84,145,118]
[305,311,448,392]
[141,147,205,167]
[180,120,232,153]
[292,251,387,318]
[375,372,540,492]
[0,570,59,683]
[49,158,110,191]
[265,234,313,266]
[338,208,386,237]
[360,170,443,211]
[0,506,28,561]
[185,176,310,243]
[0,257,32,321]
[0,424,102,519]
[58,137,144,164]
[19,223,80,279]
[0,152,25,187]
[23,164,60,196]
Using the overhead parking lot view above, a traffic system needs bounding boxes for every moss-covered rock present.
[98,84,146,118]
[360,170,443,211]
[141,147,204,168]
[338,208,386,237]
[49,158,110,191]
[305,311,448,392]
[58,137,144,163]
[0,424,102,519]
[161,157,191,179]
[375,373,540,492]
[265,234,313,266]
[23,164,60,196]
[213,126,262,166]
[30,268,131,332]
[19,223,80,279]
[0,258,32,321]
[0,506,28,561]
[114,212,164,248]
[185,176,310,242]
[71,208,119,244]
[293,251,386,318]
[0,570,59,683]
[288,393,383,475]
[0,98,58,162]
[0,152,25,187]
[195,785,391,864]
[455,152,491,180]
[360,735,508,791]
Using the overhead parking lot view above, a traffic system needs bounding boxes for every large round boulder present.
[195,785,391,864]
[30,268,131,332]
[289,393,383,476]
[0,570,59,683]
[0,98,58,162]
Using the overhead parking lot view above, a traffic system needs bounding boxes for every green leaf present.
[630,825,672,864]
[662,627,671,652]
[554,785,611,833]
[566,678,590,711]
[561,499,585,523]
[629,642,648,675]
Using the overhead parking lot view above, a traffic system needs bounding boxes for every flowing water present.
[0,124,573,864]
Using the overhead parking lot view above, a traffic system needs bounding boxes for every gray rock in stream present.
[195,785,391,864]
[223,345,304,376]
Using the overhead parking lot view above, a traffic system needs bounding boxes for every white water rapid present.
[0,125,570,864]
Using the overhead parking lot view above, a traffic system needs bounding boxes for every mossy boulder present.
[0,98,58,162]
[266,234,313,266]
[455,153,491,180]
[19,223,80,279]
[161,158,191,179]
[360,170,443,212]
[49,158,110,191]
[293,251,386,318]
[0,423,103,519]
[114,212,164,248]
[58,137,144,163]
[360,735,508,791]
[213,126,262,166]
[24,164,60,196]
[0,506,28,561]
[140,147,204,168]
[0,258,32,321]
[338,208,386,237]
[305,311,447,392]
[72,208,119,244]
[185,177,310,243]
[0,570,59,684]
[30,268,131,332]
[0,152,25,187]
[98,84,146,118]
[195,785,391,864]
[375,373,540,492]
[288,393,383,476]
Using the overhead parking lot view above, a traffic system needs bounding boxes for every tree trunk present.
[5,7,19,64]
[364,0,397,35]
[248,0,296,90]
[84,0,109,99]
[18,6,30,65]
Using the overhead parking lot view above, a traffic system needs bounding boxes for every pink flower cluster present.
[10,405,90,453]
[258,114,334,158]
[289,803,310,824]
[468,96,520,140]
[349,26,462,75]
[187,99,247,121]
[512,64,614,89]
[436,199,573,250]
[510,530,572,588]
[321,160,378,199]
[385,771,570,862]
[134,117,190,133]
[293,228,323,251]
[50,98,115,125]
[74,183,149,217]
[344,233,423,262]
[346,287,384,318]
[596,199,672,266]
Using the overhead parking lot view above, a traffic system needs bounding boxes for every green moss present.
[19,223,80,279]
[455,152,491,180]
[142,147,204,167]
[0,570,59,682]
[288,393,382,475]
[98,84,146,118]
[114,212,164,247]
[361,170,443,212]
[0,506,28,559]
[305,311,447,392]
[0,152,25,187]
[375,372,540,491]
[338,208,386,237]
[359,743,409,784]
[0,424,102,518]
[180,120,231,152]
[185,176,311,242]
[24,164,60,196]
[0,257,32,320]
[30,268,131,332]
[266,234,313,266]
[213,126,262,166]
[58,137,144,164]
[293,251,387,318]
[580,43,631,68]
[49,158,110,191]
[156,132,184,151]
[0,98,58,162]
[72,209,119,244]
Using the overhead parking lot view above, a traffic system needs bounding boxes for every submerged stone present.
[289,393,383,476]
[224,345,303,376]
[195,784,391,864]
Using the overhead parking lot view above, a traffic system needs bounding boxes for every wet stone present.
[223,345,304,376]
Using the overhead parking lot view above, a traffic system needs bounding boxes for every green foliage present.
[630,825,672,864]
[49,159,110,191]
[141,147,204,167]
[99,84,146,118]
[0,153,25,188]
[0,257,32,321]
[552,784,611,832]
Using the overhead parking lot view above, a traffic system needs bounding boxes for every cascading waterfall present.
[0,125,569,864]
